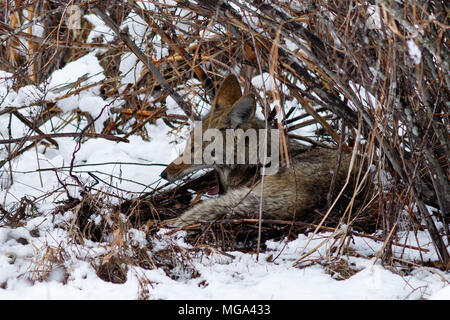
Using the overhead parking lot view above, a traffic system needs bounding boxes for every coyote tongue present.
[207,184,220,195]
[207,171,221,195]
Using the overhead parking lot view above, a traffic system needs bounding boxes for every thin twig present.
[92,6,197,120]
[0,132,129,144]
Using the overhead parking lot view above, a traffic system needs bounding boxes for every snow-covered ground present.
[0,213,449,299]
[0,70,448,298]
[0,6,449,300]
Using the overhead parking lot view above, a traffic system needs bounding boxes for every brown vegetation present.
[0,0,448,274]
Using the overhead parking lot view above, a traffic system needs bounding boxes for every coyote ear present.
[227,95,256,127]
[214,74,242,110]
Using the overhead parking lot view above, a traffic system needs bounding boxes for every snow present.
[84,14,115,43]
[251,73,277,92]
[430,285,450,300]
[0,11,448,302]
[119,52,144,84]
[49,52,105,92]
[78,95,110,132]
[407,39,422,65]
[11,84,46,107]
[0,71,17,109]
[366,5,381,30]
[0,218,449,299]
[47,51,106,113]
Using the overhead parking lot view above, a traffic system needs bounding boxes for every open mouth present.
[207,170,223,196]
[174,169,224,197]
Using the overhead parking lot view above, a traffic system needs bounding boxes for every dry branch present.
[0,132,129,144]
[165,217,429,253]
[1,0,448,268]
[92,6,196,120]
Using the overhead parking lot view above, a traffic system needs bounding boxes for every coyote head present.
[160,75,278,194]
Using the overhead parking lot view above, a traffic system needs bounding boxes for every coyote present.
[160,75,352,227]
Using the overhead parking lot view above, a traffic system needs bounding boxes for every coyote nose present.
[160,170,168,180]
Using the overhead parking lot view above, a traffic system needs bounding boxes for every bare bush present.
[0,0,448,270]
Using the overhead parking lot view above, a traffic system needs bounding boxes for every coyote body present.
[160,75,351,227]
